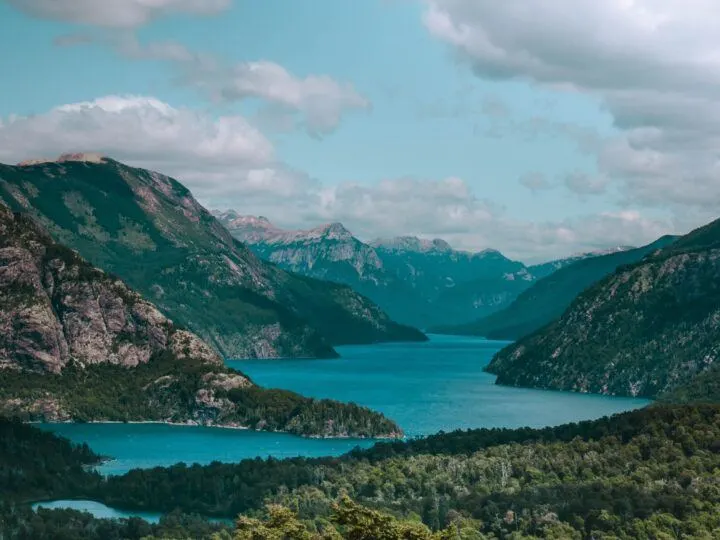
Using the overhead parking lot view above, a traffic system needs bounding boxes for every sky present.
[0,0,719,262]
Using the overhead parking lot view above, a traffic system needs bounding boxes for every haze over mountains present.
[436,235,679,340]
[215,211,629,329]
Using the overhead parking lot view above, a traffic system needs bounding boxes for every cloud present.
[5,0,230,28]
[287,175,673,262]
[0,95,272,167]
[0,96,676,262]
[54,32,370,135]
[519,172,554,193]
[0,95,317,210]
[308,176,496,237]
[424,0,720,215]
[189,60,371,136]
[563,171,609,196]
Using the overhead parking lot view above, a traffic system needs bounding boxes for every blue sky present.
[0,0,714,261]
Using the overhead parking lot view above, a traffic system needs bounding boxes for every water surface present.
[32,500,163,523]
[43,335,650,475]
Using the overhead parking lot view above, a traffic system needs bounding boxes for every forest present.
[3,405,720,538]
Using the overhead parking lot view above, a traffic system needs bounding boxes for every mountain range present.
[434,235,678,340]
[0,155,425,361]
[0,199,399,437]
[214,212,617,329]
[486,216,720,400]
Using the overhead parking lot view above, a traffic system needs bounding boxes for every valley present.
[4,1,719,537]
[215,211,622,329]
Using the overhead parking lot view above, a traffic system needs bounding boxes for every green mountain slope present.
[0,202,401,438]
[485,218,720,398]
[434,236,677,340]
[0,155,425,359]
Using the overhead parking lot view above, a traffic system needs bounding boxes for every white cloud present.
[0,96,273,167]
[192,60,371,136]
[424,0,720,216]
[282,175,673,262]
[0,95,318,209]
[5,0,230,28]
[0,96,677,262]
[54,33,370,135]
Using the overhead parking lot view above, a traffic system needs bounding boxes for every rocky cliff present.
[218,213,536,329]
[0,202,219,373]
[0,202,402,438]
[486,219,720,399]
[0,156,424,359]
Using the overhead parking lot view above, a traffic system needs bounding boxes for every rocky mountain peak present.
[311,222,354,241]
[229,215,275,230]
[17,153,107,167]
[371,236,454,253]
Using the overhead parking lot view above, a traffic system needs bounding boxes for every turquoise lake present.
[42,335,651,476]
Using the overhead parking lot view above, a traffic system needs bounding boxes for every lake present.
[41,335,650,475]
[31,500,232,525]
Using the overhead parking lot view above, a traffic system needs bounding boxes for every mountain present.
[434,237,677,340]
[0,202,401,438]
[527,246,634,280]
[218,213,536,329]
[0,155,425,360]
[485,218,720,399]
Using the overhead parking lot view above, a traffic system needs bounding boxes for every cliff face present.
[0,203,402,438]
[0,156,424,359]
[486,219,720,399]
[0,203,220,373]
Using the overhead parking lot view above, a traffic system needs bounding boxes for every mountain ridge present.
[434,236,677,340]
[0,201,401,437]
[485,218,720,399]
[216,212,539,328]
[0,157,426,359]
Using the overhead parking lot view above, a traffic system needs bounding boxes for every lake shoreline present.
[29,420,402,440]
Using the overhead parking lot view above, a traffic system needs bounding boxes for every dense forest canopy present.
[4,405,720,538]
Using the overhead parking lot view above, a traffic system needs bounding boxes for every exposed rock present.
[218,213,535,328]
[0,206,217,373]
[0,158,423,358]
[0,203,403,438]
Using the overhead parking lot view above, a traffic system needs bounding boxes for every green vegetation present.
[0,353,401,438]
[5,405,720,538]
[0,418,100,502]
[0,159,425,360]
[95,405,720,538]
[433,236,677,340]
[657,364,720,404]
[486,220,720,398]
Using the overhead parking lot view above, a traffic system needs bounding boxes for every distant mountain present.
[0,155,425,360]
[0,202,400,437]
[485,219,720,399]
[434,237,677,340]
[528,246,634,280]
[217,213,536,328]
